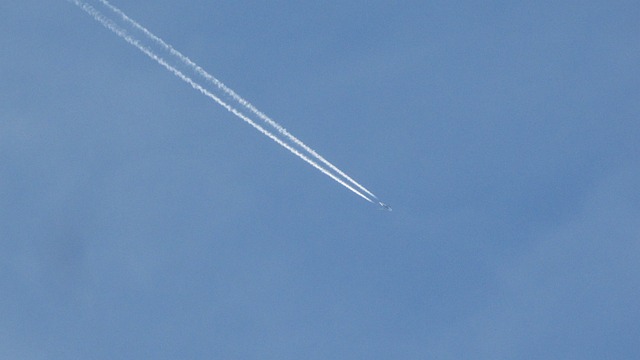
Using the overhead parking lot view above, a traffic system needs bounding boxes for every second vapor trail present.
[69,0,374,203]
[95,0,379,201]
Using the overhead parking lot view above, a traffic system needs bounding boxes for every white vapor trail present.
[95,0,379,201]
[69,0,374,203]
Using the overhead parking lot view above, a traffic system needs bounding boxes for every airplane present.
[378,202,392,211]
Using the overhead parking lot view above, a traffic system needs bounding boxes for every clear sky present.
[2,1,639,359]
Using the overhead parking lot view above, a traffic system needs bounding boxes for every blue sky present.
[2,1,639,358]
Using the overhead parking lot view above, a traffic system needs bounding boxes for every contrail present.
[69,0,374,204]
[95,0,379,201]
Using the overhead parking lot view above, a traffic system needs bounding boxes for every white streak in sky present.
[96,0,379,201]
[69,0,374,203]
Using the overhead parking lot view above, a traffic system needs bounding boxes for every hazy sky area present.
[2,1,639,358]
